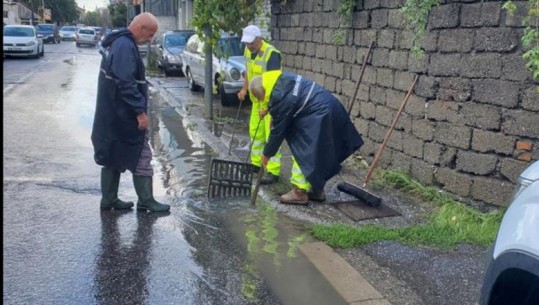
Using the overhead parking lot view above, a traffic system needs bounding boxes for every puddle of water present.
[149,96,347,305]
[222,202,348,305]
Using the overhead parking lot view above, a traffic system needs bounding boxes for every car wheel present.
[32,47,40,59]
[40,45,44,57]
[186,68,200,92]
[219,83,237,107]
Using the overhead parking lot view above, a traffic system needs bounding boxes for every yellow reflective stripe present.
[291,176,308,185]
[269,156,280,162]
[290,158,310,189]
[291,167,303,175]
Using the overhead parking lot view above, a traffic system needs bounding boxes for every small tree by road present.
[190,0,265,119]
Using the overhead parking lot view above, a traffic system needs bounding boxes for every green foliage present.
[20,0,79,24]
[108,3,128,28]
[190,0,265,52]
[399,0,440,57]
[504,0,539,91]
[332,28,346,46]
[336,0,356,25]
[311,169,504,249]
[332,0,356,46]
[82,11,104,27]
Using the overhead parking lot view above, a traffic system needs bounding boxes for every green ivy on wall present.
[332,0,357,46]
[504,0,539,91]
[399,0,441,56]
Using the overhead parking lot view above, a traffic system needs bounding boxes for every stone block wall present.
[270,0,538,207]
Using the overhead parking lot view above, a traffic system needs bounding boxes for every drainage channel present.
[148,91,348,305]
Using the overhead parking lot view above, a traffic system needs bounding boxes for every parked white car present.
[480,160,539,304]
[3,24,44,59]
[59,25,77,41]
[76,27,98,47]
[181,33,246,106]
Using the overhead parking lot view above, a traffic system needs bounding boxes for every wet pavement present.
[148,73,490,305]
[3,40,488,305]
[3,45,349,305]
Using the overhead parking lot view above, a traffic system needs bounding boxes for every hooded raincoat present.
[91,30,148,172]
[263,72,364,191]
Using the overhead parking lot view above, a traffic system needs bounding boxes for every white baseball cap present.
[241,25,261,43]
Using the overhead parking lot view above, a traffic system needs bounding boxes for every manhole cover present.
[328,200,400,221]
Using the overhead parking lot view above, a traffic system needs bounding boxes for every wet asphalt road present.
[3,42,346,305]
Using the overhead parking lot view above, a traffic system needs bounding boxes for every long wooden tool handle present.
[228,100,243,155]
[348,40,375,115]
[251,168,264,206]
[245,119,262,164]
[363,74,419,186]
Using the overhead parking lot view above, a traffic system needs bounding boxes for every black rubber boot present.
[100,167,134,210]
[260,173,279,185]
[133,176,170,212]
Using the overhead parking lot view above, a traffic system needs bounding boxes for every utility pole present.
[125,0,129,27]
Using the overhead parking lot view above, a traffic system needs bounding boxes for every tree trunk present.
[203,25,213,120]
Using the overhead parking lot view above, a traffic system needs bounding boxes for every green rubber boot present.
[133,176,170,212]
[100,167,134,210]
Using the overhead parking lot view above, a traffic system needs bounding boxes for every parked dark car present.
[35,23,60,44]
[156,30,195,76]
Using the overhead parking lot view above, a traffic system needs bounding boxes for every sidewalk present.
[148,76,393,305]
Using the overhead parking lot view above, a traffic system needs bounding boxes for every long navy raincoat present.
[91,30,148,172]
[263,72,364,191]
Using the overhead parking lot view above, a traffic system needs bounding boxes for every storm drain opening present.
[328,200,400,221]
[207,159,254,198]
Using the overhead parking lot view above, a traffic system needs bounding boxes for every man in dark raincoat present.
[91,12,169,212]
[251,71,364,205]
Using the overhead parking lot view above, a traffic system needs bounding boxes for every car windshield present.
[3,27,34,37]
[79,29,95,35]
[36,24,53,31]
[61,26,77,32]
[216,37,244,58]
[165,35,188,48]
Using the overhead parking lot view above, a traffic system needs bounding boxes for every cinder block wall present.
[270,0,539,207]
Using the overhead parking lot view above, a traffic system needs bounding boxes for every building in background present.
[3,0,39,25]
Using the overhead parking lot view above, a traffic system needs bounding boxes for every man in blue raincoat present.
[251,71,364,205]
[91,12,169,212]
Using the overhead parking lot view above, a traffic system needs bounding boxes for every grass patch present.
[312,169,504,249]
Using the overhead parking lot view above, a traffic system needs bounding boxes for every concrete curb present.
[148,77,391,305]
[300,242,391,305]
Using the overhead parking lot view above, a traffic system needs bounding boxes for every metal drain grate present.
[207,159,254,198]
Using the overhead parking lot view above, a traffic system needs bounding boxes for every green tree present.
[21,0,79,24]
[108,2,128,28]
[82,11,104,27]
[190,0,265,118]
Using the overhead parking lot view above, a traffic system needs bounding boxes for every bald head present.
[128,12,159,44]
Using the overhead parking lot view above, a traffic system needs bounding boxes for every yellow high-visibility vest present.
[244,40,281,108]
